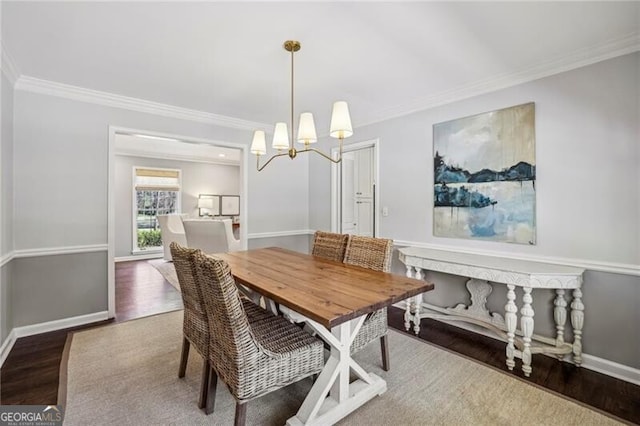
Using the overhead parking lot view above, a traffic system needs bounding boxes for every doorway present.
[107,127,249,319]
[331,139,380,237]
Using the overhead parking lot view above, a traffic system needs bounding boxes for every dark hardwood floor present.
[1,259,638,424]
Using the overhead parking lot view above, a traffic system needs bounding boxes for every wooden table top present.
[214,247,434,329]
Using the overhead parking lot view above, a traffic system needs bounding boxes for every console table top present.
[399,246,584,288]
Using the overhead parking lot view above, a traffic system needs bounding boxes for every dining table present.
[214,247,434,426]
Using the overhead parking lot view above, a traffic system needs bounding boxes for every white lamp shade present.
[296,112,317,144]
[198,197,214,209]
[272,122,290,150]
[250,130,267,155]
[329,101,353,139]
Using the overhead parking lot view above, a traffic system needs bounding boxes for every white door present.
[341,152,357,234]
[341,147,374,236]
[356,199,374,237]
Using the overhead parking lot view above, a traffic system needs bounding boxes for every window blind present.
[134,168,180,191]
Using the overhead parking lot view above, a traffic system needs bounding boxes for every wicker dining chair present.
[311,231,349,262]
[191,251,324,426]
[170,243,272,414]
[170,242,212,411]
[343,235,394,371]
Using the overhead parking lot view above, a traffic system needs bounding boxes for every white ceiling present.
[4,2,639,131]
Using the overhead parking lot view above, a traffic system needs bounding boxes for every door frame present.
[107,125,249,319]
[330,139,380,237]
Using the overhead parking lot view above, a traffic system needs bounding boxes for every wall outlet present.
[382,206,389,217]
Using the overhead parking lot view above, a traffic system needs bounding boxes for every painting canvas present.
[433,103,536,244]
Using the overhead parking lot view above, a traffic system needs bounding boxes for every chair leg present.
[234,402,247,426]
[178,337,190,378]
[198,358,210,409]
[204,365,217,415]
[380,335,390,371]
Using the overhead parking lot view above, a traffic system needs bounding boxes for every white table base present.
[283,310,387,425]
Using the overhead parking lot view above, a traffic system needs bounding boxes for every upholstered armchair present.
[182,218,241,254]
[157,214,188,261]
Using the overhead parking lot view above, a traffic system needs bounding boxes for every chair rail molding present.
[13,244,108,258]
[248,229,314,239]
[393,240,640,277]
[0,251,15,268]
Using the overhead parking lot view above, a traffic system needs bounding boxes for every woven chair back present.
[191,251,258,396]
[343,235,393,272]
[170,242,210,355]
[312,231,349,262]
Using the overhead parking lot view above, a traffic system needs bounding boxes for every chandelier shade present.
[297,112,318,144]
[330,101,353,139]
[272,122,290,150]
[250,40,353,171]
[250,130,266,155]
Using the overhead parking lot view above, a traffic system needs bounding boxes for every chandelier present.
[250,40,353,171]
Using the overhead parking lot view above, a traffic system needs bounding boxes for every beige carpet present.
[149,259,180,291]
[61,311,620,426]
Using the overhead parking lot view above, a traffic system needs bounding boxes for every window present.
[133,167,181,252]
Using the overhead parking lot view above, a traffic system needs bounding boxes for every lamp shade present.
[250,130,267,155]
[272,122,290,150]
[198,197,214,209]
[296,112,317,144]
[329,101,353,139]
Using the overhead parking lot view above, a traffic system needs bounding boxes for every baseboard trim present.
[248,230,314,239]
[0,329,17,368]
[13,311,110,339]
[393,302,640,386]
[393,240,640,277]
[14,244,109,258]
[581,353,640,387]
[115,252,163,262]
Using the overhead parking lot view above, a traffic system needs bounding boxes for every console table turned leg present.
[553,289,567,360]
[412,269,423,335]
[520,287,535,377]
[505,285,518,371]
[404,266,414,332]
[571,288,585,366]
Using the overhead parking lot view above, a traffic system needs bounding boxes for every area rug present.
[148,259,180,291]
[60,311,620,425]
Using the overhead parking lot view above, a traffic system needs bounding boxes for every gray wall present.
[10,88,309,327]
[11,252,107,327]
[114,154,240,257]
[1,68,15,343]
[311,53,640,368]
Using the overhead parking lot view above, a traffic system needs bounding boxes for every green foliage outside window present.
[137,229,162,249]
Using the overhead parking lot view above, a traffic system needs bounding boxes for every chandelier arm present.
[256,152,291,172]
[298,146,343,164]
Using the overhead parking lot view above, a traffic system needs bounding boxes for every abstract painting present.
[433,103,536,244]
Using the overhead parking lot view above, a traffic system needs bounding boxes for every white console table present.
[398,247,585,377]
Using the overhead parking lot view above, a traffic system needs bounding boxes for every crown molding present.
[361,32,640,127]
[1,42,20,86]
[14,76,270,132]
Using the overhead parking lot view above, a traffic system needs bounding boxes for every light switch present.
[382,206,389,217]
